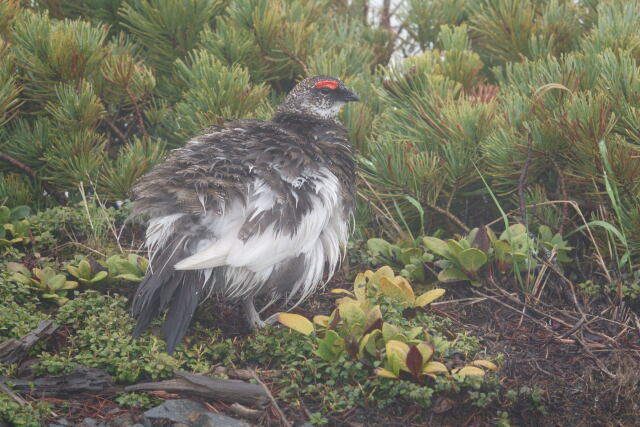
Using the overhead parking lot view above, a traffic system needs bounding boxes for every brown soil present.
[34,276,640,427]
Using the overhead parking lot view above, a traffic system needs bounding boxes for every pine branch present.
[102,115,127,142]
[423,198,470,233]
[518,131,533,227]
[0,151,66,204]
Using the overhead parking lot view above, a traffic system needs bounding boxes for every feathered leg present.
[242,296,265,330]
[242,296,280,330]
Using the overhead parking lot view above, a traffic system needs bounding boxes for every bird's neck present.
[271,111,344,136]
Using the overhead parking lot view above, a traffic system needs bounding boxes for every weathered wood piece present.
[0,320,58,365]
[0,366,113,396]
[125,370,269,407]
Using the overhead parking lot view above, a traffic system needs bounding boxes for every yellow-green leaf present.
[375,367,398,378]
[277,313,314,335]
[422,361,448,374]
[353,273,367,302]
[379,276,404,300]
[372,266,395,281]
[415,342,434,362]
[393,276,415,302]
[338,299,366,332]
[456,365,485,376]
[386,340,410,371]
[471,360,498,371]
[382,323,403,342]
[313,315,330,327]
[330,288,353,295]
[366,305,382,326]
[415,288,446,307]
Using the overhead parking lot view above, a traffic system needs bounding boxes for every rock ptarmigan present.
[130,75,359,353]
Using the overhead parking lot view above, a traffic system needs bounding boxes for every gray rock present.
[107,413,142,427]
[192,412,252,427]
[78,418,107,427]
[143,399,209,424]
[142,399,253,426]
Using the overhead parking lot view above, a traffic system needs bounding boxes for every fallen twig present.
[0,381,27,406]
[125,370,269,407]
[575,335,617,379]
[250,370,291,427]
[0,366,112,396]
[229,402,263,421]
[0,320,58,365]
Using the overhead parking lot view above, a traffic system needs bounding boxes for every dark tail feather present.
[162,276,201,354]
[130,236,197,352]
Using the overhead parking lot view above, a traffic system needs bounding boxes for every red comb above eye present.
[314,80,338,90]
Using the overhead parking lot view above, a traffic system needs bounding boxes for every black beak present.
[341,88,360,102]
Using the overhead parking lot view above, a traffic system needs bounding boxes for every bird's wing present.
[133,121,346,272]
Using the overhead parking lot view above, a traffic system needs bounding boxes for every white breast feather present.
[168,167,348,302]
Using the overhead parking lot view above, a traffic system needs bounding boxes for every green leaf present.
[367,238,391,255]
[382,323,402,342]
[359,329,382,358]
[338,299,367,334]
[47,275,68,290]
[406,326,423,340]
[88,270,108,283]
[61,280,79,290]
[316,330,343,361]
[398,248,422,265]
[0,206,10,224]
[10,272,34,286]
[114,273,144,282]
[7,262,30,276]
[423,236,449,258]
[446,239,465,257]
[458,248,488,272]
[9,205,30,221]
[437,267,470,283]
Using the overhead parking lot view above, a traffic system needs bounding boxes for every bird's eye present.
[320,88,331,95]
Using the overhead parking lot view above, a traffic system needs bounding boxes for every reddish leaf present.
[363,317,383,335]
[328,310,341,330]
[346,337,359,359]
[406,345,423,378]
[473,225,490,252]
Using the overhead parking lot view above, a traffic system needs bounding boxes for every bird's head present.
[278,75,360,120]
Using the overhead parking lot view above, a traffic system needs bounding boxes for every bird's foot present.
[242,297,280,330]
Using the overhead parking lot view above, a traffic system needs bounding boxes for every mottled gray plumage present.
[131,75,359,353]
